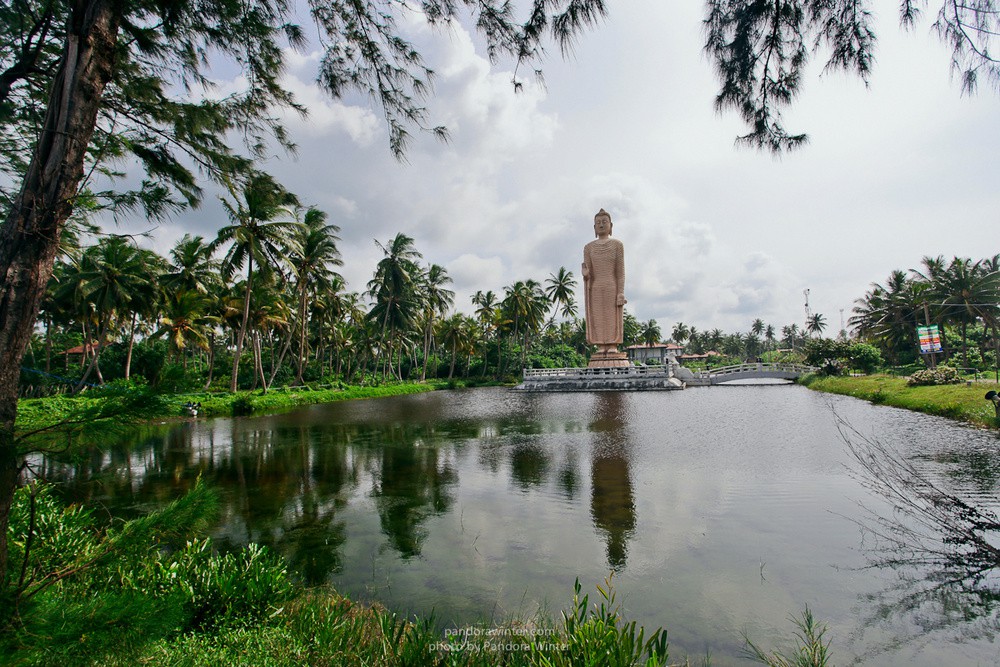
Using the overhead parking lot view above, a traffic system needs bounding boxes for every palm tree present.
[368,233,423,380]
[640,319,662,347]
[471,290,498,376]
[74,236,155,388]
[781,322,799,352]
[849,270,926,364]
[502,280,549,368]
[544,267,578,322]
[671,322,690,345]
[750,318,765,337]
[151,290,219,369]
[213,173,301,391]
[806,313,827,338]
[288,207,342,384]
[438,313,475,379]
[162,234,220,295]
[764,324,776,351]
[417,263,454,381]
[930,257,1000,367]
[246,277,293,390]
[708,328,724,352]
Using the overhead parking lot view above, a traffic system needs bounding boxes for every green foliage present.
[160,539,293,630]
[847,343,882,374]
[3,497,685,667]
[803,339,848,376]
[908,366,962,386]
[547,576,670,667]
[2,481,294,665]
[762,350,805,365]
[802,340,884,376]
[743,607,831,667]
[14,380,172,455]
[805,375,1000,428]
[622,311,642,348]
[527,343,587,369]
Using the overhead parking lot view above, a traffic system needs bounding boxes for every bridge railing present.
[523,365,672,379]
[523,362,816,381]
[695,362,817,378]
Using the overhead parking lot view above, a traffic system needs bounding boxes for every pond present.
[37,385,1000,665]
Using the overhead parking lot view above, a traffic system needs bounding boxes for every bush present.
[848,343,882,374]
[3,482,292,664]
[230,393,256,416]
[908,366,963,386]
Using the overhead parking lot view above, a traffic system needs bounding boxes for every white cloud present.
[104,3,1000,335]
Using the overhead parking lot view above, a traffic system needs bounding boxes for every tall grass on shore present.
[14,381,438,436]
[2,482,681,667]
[802,374,1000,429]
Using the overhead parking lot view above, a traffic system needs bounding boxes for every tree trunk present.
[0,0,121,591]
[295,282,308,384]
[421,320,431,382]
[203,332,216,390]
[267,327,294,388]
[76,317,108,390]
[255,332,268,393]
[231,258,253,391]
[44,313,52,373]
[124,310,137,380]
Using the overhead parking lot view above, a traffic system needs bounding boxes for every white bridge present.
[688,362,817,385]
[516,362,816,391]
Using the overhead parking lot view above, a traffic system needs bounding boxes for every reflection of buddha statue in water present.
[583,209,629,367]
[589,393,636,571]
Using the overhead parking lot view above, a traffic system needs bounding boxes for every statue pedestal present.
[587,350,630,368]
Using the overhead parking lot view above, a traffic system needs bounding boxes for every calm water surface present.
[40,385,1000,665]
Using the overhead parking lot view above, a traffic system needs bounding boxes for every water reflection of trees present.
[589,393,636,572]
[843,418,1000,649]
[370,441,457,558]
[33,418,462,579]
[35,402,615,581]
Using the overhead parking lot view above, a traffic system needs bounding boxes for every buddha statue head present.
[594,208,612,238]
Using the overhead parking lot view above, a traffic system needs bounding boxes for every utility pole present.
[803,289,811,338]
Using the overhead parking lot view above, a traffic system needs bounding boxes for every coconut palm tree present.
[74,236,155,388]
[368,233,423,380]
[544,267,578,322]
[671,322,690,345]
[162,234,220,295]
[640,319,662,347]
[849,270,927,364]
[471,290,498,376]
[930,257,1000,367]
[288,207,342,384]
[151,290,219,369]
[417,263,454,380]
[806,313,827,338]
[213,172,301,391]
[502,279,549,368]
[782,323,801,351]
[438,313,475,379]
[707,328,724,352]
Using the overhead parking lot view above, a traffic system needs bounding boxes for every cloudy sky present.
[125,1,999,336]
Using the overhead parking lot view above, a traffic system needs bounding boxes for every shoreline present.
[801,374,1000,430]
[14,381,447,435]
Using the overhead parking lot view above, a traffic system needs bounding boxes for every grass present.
[14,382,438,435]
[801,374,1000,429]
[4,483,684,667]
